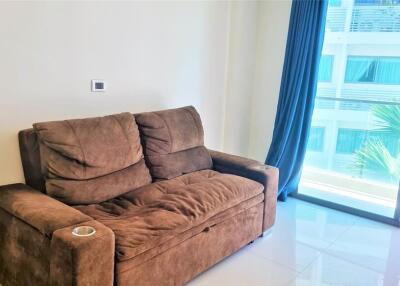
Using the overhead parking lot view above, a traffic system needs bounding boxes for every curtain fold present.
[265,0,328,201]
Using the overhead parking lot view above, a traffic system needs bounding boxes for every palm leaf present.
[371,105,400,137]
[349,104,400,180]
[352,139,400,179]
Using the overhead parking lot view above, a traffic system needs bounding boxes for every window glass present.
[355,0,400,5]
[369,131,399,155]
[336,129,365,153]
[375,57,400,84]
[345,56,400,84]
[336,128,399,155]
[329,0,342,6]
[300,0,400,219]
[318,55,334,82]
[345,56,377,83]
[308,127,325,151]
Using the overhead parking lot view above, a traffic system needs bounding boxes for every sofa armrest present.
[0,184,115,285]
[50,220,115,285]
[209,150,278,232]
[0,183,91,236]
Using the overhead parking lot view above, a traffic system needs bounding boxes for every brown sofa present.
[0,106,278,286]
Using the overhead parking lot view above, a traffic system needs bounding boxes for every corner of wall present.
[221,1,260,157]
[247,0,292,162]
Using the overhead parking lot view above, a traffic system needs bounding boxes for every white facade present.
[304,0,400,184]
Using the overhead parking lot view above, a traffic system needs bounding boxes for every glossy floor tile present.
[187,249,298,286]
[188,198,400,286]
[325,217,400,274]
[289,252,387,286]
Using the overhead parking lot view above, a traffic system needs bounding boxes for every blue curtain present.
[265,0,328,201]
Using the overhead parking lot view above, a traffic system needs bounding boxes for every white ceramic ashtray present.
[72,226,96,237]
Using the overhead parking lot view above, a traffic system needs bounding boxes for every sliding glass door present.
[298,0,400,224]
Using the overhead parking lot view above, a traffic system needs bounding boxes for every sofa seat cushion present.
[74,170,264,262]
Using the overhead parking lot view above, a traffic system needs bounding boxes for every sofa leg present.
[260,228,273,238]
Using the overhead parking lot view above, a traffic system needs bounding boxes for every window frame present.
[344,55,400,85]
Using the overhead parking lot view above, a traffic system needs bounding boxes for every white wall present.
[0,1,292,185]
[0,1,230,185]
[248,0,292,161]
[222,0,292,161]
[222,1,258,156]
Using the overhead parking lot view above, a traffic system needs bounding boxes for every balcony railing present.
[315,86,400,111]
[315,94,400,111]
[326,6,400,32]
[326,7,347,32]
[351,6,400,32]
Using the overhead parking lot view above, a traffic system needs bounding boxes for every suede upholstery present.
[33,113,151,204]
[115,194,264,270]
[19,129,45,192]
[116,203,264,286]
[0,184,115,286]
[0,184,92,236]
[1,107,278,286]
[135,106,213,179]
[74,170,263,262]
[209,150,279,232]
[0,207,51,286]
[46,159,151,206]
[50,220,115,286]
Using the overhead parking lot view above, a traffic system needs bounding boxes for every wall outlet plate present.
[91,80,106,92]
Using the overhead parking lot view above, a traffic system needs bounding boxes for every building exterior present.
[304,0,400,183]
[300,0,400,216]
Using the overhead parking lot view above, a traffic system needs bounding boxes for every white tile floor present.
[187,198,400,286]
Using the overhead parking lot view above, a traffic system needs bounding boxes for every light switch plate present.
[91,80,106,92]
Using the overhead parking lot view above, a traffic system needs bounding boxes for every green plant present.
[351,104,400,181]
[372,105,400,137]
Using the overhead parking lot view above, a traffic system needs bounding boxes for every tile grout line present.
[309,220,387,275]
[245,247,299,274]
[248,237,329,275]
[325,219,357,249]
[282,214,360,284]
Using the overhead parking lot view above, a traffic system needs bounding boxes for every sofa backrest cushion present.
[33,112,151,204]
[19,129,46,192]
[135,106,212,179]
